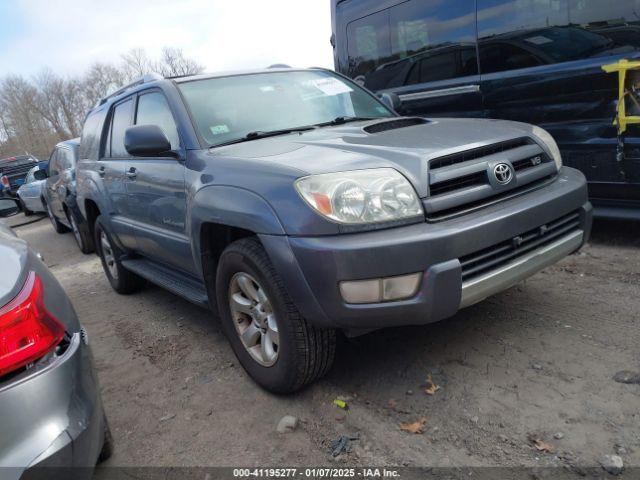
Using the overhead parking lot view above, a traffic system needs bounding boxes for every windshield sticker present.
[525,35,553,45]
[260,86,275,92]
[310,77,353,96]
[209,124,230,135]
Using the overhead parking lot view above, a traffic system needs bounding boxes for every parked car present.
[40,139,94,253]
[16,165,47,216]
[0,199,112,480]
[331,0,640,220]
[76,68,592,393]
[0,155,38,199]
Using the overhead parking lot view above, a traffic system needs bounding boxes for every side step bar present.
[121,258,210,308]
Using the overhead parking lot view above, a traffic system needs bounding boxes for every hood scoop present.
[363,117,428,134]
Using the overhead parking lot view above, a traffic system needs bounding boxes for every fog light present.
[382,273,422,301]
[340,272,421,304]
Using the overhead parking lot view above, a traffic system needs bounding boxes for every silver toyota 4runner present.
[76,68,592,393]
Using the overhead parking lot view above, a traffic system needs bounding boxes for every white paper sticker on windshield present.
[310,77,353,96]
[525,35,553,45]
[210,124,230,135]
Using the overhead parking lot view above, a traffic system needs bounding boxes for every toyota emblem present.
[493,163,513,184]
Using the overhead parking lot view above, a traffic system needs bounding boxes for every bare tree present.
[156,47,205,77]
[0,46,205,158]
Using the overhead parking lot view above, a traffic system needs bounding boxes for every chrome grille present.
[425,136,557,220]
[460,210,581,282]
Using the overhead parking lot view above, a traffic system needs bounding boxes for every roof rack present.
[97,73,163,106]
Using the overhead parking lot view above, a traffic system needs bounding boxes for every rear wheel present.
[17,196,33,216]
[45,200,69,234]
[216,237,336,393]
[94,215,145,294]
[66,207,94,254]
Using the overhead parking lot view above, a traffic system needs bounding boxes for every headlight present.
[532,126,562,171]
[295,168,423,224]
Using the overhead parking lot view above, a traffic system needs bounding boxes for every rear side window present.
[344,0,478,90]
[49,150,61,176]
[477,0,640,74]
[108,98,134,158]
[135,92,180,150]
[79,109,106,161]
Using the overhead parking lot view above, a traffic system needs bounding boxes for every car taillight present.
[0,176,9,188]
[0,272,65,377]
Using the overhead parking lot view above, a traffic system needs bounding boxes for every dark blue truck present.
[76,68,592,393]
[0,155,38,199]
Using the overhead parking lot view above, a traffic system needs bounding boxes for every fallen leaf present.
[333,398,348,409]
[424,373,441,396]
[400,417,427,434]
[532,438,554,453]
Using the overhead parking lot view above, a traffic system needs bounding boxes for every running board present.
[121,258,210,308]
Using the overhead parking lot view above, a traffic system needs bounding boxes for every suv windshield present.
[178,70,394,147]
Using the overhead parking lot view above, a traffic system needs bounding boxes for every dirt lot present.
[8,214,640,472]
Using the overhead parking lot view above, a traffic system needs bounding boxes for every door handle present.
[126,167,137,179]
[98,166,106,177]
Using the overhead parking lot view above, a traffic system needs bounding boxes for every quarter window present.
[109,98,134,158]
[135,92,180,150]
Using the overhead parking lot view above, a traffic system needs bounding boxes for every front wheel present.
[94,215,145,294]
[215,237,336,393]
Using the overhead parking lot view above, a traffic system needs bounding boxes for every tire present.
[17,196,33,216]
[45,199,69,234]
[97,415,114,463]
[66,207,94,254]
[215,237,336,393]
[94,215,145,294]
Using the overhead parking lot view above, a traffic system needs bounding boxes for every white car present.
[16,165,46,215]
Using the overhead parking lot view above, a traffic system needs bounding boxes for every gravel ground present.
[8,213,640,473]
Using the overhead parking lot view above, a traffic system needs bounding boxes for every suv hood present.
[209,117,544,198]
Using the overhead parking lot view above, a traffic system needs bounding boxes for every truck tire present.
[45,199,69,233]
[216,237,336,393]
[94,215,145,294]
[67,207,94,254]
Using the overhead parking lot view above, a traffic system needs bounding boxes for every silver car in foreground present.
[0,199,112,480]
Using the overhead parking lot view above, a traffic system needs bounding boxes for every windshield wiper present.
[210,126,316,149]
[315,116,381,127]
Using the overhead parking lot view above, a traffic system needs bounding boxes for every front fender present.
[189,185,286,275]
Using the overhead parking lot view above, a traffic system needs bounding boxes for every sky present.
[0,0,335,77]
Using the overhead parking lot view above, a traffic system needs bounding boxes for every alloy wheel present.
[100,231,118,280]
[228,272,279,367]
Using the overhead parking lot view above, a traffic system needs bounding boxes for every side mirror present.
[379,92,402,112]
[0,199,20,218]
[124,125,172,157]
[33,169,48,180]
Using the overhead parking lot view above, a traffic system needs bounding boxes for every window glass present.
[345,0,477,90]
[178,70,393,148]
[48,150,61,176]
[346,11,392,82]
[478,0,640,74]
[136,92,180,150]
[24,168,35,184]
[109,98,133,158]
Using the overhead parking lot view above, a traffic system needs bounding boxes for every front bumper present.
[0,333,105,480]
[261,167,592,330]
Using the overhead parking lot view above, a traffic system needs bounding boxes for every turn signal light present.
[0,272,65,377]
